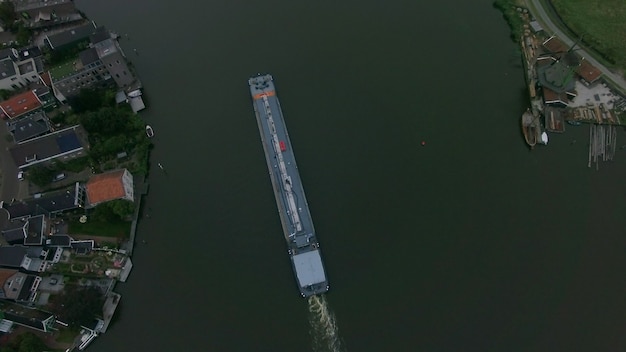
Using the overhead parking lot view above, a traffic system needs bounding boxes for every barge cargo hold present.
[249,74,329,298]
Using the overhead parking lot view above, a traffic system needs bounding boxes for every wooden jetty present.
[588,124,617,169]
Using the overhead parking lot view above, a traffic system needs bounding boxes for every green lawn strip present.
[549,0,626,71]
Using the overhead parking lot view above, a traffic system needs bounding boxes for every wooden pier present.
[588,124,617,169]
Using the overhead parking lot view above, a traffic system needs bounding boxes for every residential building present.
[0,89,43,120]
[49,27,137,102]
[1,214,47,246]
[0,47,44,91]
[0,300,55,332]
[85,169,134,207]
[8,111,51,143]
[16,0,84,30]
[1,183,85,219]
[44,21,97,50]
[0,269,41,304]
[9,125,89,169]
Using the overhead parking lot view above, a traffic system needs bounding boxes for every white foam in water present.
[308,295,344,352]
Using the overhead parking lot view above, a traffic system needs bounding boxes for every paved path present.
[526,0,626,95]
[0,118,18,202]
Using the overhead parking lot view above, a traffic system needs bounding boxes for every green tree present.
[0,332,47,352]
[49,285,104,328]
[26,165,55,187]
[69,88,115,113]
[15,22,31,46]
[0,2,16,29]
[108,199,135,219]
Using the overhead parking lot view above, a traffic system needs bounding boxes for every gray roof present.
[9,125,88,169]
[0,57,16,80]
[0,246,27,268]
[10,112,51,143]
[90,26,110,45]
[79,47,100,66]
[93,38,118,59]
[45,21,96,49]
[0,300,54,332]
[18,47,42,60]
[1,220,27,245]
[46,234,71,247]
[3,183,83,219]
[71,240,93,254]
[292,250,327,287]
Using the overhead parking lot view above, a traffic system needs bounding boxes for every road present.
[526,0,626,95]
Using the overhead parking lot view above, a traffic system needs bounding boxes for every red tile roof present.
[86,169,127,205]
[0,90,42,119]
[576,58,602,84]
[41,71,52,87]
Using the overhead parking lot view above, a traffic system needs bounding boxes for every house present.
[0,90,43,120]
[0,245,59,272]
[44,21,97,50]
[14,0,83,30]
[9,125,89,169]
[50,27,137,102]
[576,58,602,86]
[0,300,55,332]
[0,269,41,304]
[85,169,134,207]
[0,47,44,91]
[1,214,47,246]
[1,183,85,219]
[8,112,51,143]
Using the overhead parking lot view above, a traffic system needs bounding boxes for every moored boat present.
[521,109,537,148]
[145,125,154,138]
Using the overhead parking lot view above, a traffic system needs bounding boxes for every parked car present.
[53,173,66,182]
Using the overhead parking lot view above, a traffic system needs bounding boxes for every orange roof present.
[0,90,42,119]
[86,169,126,205]
[576,58,602,83]
[0,268,18,286]
[542,36,568,56]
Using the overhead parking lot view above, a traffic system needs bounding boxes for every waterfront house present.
[85,169,134,208]
[0,90,43,120]
[9,124,89,169]
[0,299,55,333]
[49,27,137,103]
[0,47,44,91]
[44,21,97,50]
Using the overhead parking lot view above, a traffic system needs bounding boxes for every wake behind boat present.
[145,125,154,138]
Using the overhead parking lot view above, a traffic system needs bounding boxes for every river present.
[76,0,626,351]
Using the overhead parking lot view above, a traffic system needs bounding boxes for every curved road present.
[526,0,626,94]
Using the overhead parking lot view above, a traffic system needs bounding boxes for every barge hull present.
[249,74,329,297]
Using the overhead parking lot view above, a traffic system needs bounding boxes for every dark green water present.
[76,0,626,351]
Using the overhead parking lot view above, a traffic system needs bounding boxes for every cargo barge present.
[249,74,329,298]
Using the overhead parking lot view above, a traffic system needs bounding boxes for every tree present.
[108,199,135,219]
[26,165,55,187]
[0,2,16,29]
[69,88,115,113]
[49,285,104,328]
[0,332,47,352]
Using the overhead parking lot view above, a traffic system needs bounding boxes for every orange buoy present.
[421,141,426,146]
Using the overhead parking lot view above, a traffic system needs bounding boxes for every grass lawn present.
[550,0,626,71]
[68,219,131,238]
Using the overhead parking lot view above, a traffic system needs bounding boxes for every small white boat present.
[145,125,154,138]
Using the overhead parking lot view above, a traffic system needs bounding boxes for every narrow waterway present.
[77,0,626,351]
